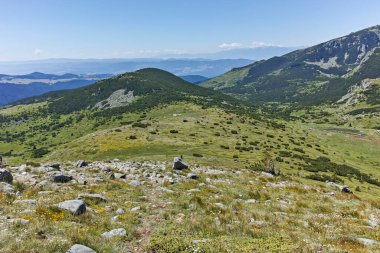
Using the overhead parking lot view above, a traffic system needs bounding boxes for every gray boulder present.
[172,157,188,170]
[58,200,86,215]
[50,173,73,183]
[66,244,96,253]
[0,169,13,184]
[101,228,127,238]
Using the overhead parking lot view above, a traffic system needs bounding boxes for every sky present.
[0,0,380,61]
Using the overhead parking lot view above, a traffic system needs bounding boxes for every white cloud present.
[218,42,243,50]
[34,48,43,56]
[218,41,283,50]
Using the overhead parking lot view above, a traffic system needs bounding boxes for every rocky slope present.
[0,158,379,252]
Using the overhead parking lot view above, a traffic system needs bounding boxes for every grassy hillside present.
[0,68,379,252]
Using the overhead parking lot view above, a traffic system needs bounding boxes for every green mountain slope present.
[202,25,380,105]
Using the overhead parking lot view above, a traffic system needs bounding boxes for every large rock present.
[66,244,96,253]
[101,228,127,238]
[50,173,73,183]
[0,169,13,184]
[172,157,189,170]
[58,200,86,215]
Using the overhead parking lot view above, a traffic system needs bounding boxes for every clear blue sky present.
[0,0,379,61]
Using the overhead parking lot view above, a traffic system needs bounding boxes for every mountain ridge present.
[202,25,380,106]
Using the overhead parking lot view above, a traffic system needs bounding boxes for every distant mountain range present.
[0,58,254,78]
[0,73,112,106]
[202,25,380,107]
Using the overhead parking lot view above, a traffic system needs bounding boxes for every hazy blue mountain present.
[0,73,112,106]
[0,58,253,78]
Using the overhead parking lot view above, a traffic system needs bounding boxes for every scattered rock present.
[66,244,96,253]
[0,169,13,184]
[50,173,73,183]
[340,186,353,194]
[49,163,60,169]
[116,208,124,214]
[215,203,226,209]
[129,180,142,186]
[158,186,175,193]
[13,199,37,205]
[260,172,274,178]
[172,157,188,170]
[245,199,257,204]
[0,182,15,194]
[7,218,30,224]
[131,206,141,212]
[114,173,126,179]
[58,200,86,215]
[357,237,378,246]
[187,173,199,179]
[76,160,88,168]
[101,228,127,238]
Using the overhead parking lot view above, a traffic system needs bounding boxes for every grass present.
[0,97,379,252]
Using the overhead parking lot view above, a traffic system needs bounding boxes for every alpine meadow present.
[0,1,379,253]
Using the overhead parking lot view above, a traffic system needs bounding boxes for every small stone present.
[245,199,257,204]
[114,173,126,179]
[187,173,199,179]
[129,180,142,186]
[66,244,96,253]
[7,218,30,224]
[116,208,124,214]
[357,237,378,246]
[101,228,127,238]
[0,182,15,194]
[131,206,141,212]
[76,160,88,167]
[215,203,226,209]
[49,163,60,169]
[260,172,274,178]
